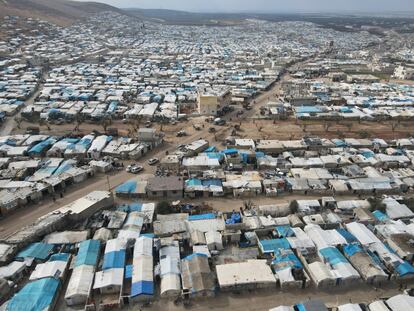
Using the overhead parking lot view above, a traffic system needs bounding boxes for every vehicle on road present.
[176,130,187,137]
[130,165,144,174]
[148,158,159,166]
[126,163,144,173]
[214,118,226,126]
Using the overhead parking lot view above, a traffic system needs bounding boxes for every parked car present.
[176,130,187,137]
[126,164,144,174]
[130,165,144,174]
[148,158,159,166]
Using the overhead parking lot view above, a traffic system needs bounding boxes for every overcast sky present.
[88,0,414,13]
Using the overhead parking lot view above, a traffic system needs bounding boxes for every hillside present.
[0,0,125,26]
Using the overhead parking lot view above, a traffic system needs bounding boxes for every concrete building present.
[198,89,232,116]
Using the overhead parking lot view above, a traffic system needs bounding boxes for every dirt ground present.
[125,281,414,311]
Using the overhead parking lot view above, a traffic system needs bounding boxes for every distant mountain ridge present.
[0,0,125,26]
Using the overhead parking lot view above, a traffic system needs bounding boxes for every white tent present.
[65,265,95,306]
[386,294,414,311]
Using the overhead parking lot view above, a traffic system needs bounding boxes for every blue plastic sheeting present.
[125,264,133,279]
[75,240,100,267]
[118,202,143,212]
[129,203,143,212]
[205,152,223,160]
[296,304,306,311]
[275,225,294,238]
[361,151,375,158]
[336,229,358,244]
[115,180,137,194]
[62,137,80,144]
[296,106,322,114]
[131,280,154,297]
[340,107,352,113]
[34,166,58,176]
[202,179,222,187]
[256,152,265,158]
[342,244,363,257]
[296,300,328,311]
[225,212,241,225]
[53,160,74,176]
[319,247,348,266]
[183,253,208,261]
[7,277,59,311]
[332,139,347,147]
[141,233,155,238]
[372,210,389,222]
[366,250,385,269]
[384,242,398,255]
[395,261,414,277]
[272,249,302,271]
[16,243,53,261]
[103,250,125,270]
[259,239,290,253]
[222,148,238,155]
[49,253,70,262]
[28,137,55,156]
[186,178,202,187]
[189,213,216,221]
[107,102,118,114]
[240,153,248,163]
[205,146,216,153]
[78,137,93,147]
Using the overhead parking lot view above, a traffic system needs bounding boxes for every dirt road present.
[124,282,413,311]
[0,124,230,239]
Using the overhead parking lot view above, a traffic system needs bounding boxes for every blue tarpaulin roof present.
[16,243,53,261]
[183,253,208,261]
[225,212,241,225]
[395,261,414,277]
[202,179,222,187]
[256,152,265,158]
[205,152,224,160]
[336,229,358,244]
[49,253,70,262]
[260,239,290,253]
[6,277,60,311]
[205,146,216,153]
[75,240,100,267]
[115,180,137,194]
[275,225,293,238]
[53,160,74,176]
[296,106,322,114]
[372,210,389,222]
[117,202,143,212]
[222,148,238,155]
[188,213,216,221]
[319,247,348,266]
[342,244,363,257]
[332,139,347,147]
[103,250,125,270]
[131,280,154,297]
[28,137,56,156]
[186,178,202,187]
[296,300,328,311]
[272,249,302,271]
